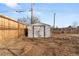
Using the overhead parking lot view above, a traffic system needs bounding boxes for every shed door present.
[34,26,44,37]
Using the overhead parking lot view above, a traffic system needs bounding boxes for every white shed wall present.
[45,26,51,37]
[28,26,33,38]
[28,23,51,38]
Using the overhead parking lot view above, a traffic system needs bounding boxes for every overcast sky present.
[0,3,79,27]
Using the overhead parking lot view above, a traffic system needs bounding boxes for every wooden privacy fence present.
[0,29,24,40]
[0,14,26,42]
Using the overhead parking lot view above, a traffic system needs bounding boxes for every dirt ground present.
[0,34,79,56]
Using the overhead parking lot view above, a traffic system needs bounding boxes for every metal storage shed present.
[27,23,51,38]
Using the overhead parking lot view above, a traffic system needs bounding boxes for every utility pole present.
[31,3,34,24]
[53,13,56,28]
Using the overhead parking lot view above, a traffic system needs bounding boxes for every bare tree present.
[72,21,78,28]
[32,16,40,24]
[17,16,31,25]
[68,25,72,28]
[17,16,40,25]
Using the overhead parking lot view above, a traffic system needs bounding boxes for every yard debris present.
[0,34,79,56]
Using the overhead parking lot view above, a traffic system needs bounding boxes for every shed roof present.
[28,22,51,26]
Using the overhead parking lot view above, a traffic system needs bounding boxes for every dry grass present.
[0,34,79,56]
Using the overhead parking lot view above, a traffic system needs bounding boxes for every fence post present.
[33,26,34,38]
[44,26,45,39]
[18,21,20,38]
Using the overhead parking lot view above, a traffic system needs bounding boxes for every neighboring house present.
[28,23,51,38]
